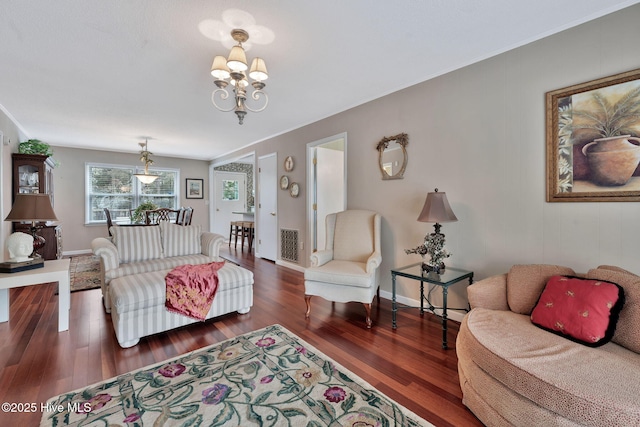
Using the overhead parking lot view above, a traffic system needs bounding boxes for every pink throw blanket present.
[165,261,225,321]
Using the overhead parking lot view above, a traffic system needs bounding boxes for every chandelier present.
[133,139,159,184]
[210,29,269,125]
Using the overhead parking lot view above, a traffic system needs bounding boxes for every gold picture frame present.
[546,68,640,202]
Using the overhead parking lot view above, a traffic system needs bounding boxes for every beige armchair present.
[304,210,382,328]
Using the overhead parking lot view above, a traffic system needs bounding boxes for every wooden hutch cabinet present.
[11,153,62,260]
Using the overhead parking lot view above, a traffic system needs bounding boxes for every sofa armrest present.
[91,237,119,271]
[366,251,382,274]
[201,232,225,259]
[467,274,509,311]
[310,250,333,267]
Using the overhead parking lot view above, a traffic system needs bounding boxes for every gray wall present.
[51,146,210,253]
[212,5,640,310]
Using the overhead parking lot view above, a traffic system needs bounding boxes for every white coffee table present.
[0,258,71,331]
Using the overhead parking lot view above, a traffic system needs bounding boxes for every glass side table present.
[391,262,473,349]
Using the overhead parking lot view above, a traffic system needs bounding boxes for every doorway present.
[212,171,246,238]
[307,133,347,252]
[211,153,255,242]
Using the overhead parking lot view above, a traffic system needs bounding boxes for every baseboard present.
[265,263,466,323]
[62,249,93,257]
[275,259,305,273]
[378,289,466,323]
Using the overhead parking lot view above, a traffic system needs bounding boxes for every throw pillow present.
[530,275,625,347]
[112,225,163,263]
[587,268,640,353]
[160,222,202,257]
[507,264,575,315]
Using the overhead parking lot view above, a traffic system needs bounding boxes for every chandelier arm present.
[244,90,269,113]
[211,88,237,113]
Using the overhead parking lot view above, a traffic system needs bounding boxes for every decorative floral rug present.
[40,324,433,426]
[69,255,101,292]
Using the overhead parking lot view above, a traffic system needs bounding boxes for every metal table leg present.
[442,286,448,349]
[392,273,397,329]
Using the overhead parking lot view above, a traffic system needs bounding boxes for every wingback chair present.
[304,210,382,328]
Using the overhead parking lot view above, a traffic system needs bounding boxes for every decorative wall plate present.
[284,156,294,172]
[280,175,289,190]
[289,182,300,198]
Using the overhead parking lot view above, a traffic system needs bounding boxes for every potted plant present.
[18,139,54,156]
[131,201,158,224]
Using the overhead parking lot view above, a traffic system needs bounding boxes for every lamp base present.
[30,226,45,259]
[422,262,445,274]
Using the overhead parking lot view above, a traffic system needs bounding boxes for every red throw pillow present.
[530,275,625,347]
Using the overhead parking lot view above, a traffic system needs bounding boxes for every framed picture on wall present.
[546,68,640,202]
[186,178,204,199]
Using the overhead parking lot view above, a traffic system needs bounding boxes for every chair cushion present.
[112,225,163,263]
[530,275,624,347]
[160,222,201,257]
[507,264,575,314]
[304,260,374,288]
[587,267,640,353]
[333,210,375,263]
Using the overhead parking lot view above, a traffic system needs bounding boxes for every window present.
[86,163,179,223]
[222,180,239,201]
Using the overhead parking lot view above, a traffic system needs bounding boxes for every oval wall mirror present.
[376,133,409,180]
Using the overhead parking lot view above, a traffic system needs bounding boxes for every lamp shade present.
[4,193,58,222]
[417,189,458,223]
[227,45,248,72]
[210,55,230,80]
[134,173,159,184]
[249,57,268,81]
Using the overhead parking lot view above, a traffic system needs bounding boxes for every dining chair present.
[104,208,114,236]
[145,208,180,224]
[178,207,193,225]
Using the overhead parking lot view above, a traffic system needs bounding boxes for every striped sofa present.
[91,223,253,348]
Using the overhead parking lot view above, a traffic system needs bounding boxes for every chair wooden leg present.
[363,303,372,329]
[305,295,312,319]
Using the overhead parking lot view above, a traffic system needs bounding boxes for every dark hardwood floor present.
[0,248,482,426]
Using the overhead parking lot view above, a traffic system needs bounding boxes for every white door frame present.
[306,132,347,253]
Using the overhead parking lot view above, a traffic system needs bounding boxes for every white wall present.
[212,5,640,311]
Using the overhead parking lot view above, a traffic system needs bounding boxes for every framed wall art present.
[546,68,640,202]
[186,178,204,199]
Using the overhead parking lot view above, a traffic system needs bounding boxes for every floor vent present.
[280,229,299,263]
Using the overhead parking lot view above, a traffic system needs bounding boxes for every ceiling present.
[1,0,638,161]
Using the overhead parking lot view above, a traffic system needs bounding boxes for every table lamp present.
[4,193,58,258]
[416,188,458,271]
